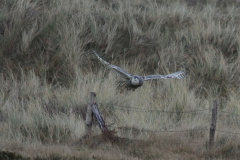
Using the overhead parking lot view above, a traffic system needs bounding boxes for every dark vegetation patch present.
[73,129,240,159]
[0,150,25,160]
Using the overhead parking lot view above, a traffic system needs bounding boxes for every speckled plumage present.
[93,50,186,90]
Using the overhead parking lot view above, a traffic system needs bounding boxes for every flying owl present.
[93,50,186,90]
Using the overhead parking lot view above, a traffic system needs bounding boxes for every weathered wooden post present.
[84,92,96,137]
[92,103,108,132]
[209,100,218,150]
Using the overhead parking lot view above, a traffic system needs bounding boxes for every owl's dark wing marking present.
[93,50,132,79]
[143,70,186,81]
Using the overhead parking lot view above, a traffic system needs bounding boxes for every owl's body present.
[93,50,186,90]
[125,76,144,89]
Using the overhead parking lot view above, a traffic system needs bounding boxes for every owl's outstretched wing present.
[143,70,186,81]
[93,50,132,79]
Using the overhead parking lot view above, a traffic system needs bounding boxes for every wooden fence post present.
[92,103,108,132]
[209,100,218,150]
[84,92,96,137]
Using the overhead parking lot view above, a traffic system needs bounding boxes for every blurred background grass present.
[1,0,240,159]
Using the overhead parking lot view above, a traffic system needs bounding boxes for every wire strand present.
[216,130,240,135]
[217,111,240,117]
[113,106,211,113]
[116,127,208,133]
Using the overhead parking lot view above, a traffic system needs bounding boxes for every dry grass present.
[1,0,240,159]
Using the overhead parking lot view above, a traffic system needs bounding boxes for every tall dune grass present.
[1,0,240,159]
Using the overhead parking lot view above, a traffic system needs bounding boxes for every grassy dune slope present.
[1,0,240,159]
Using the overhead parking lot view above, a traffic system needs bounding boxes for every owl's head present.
[131,76,140,85]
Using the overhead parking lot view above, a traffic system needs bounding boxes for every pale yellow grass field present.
[1,0,240,159]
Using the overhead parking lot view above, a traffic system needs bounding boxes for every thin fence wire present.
[151,128,209,133]
[116,127,208,134]
[116,126,240,137]
[116,126,209,145]
[97,105,240,137]
[110,106,240,116]
[217,111,240,117]
[217,114,240,118]
[113,106,211,114]
[216,130,240,136]
[113,106,240,120]
[187,141,207,145]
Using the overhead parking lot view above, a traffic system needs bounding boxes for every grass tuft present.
[1,0,240,159]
